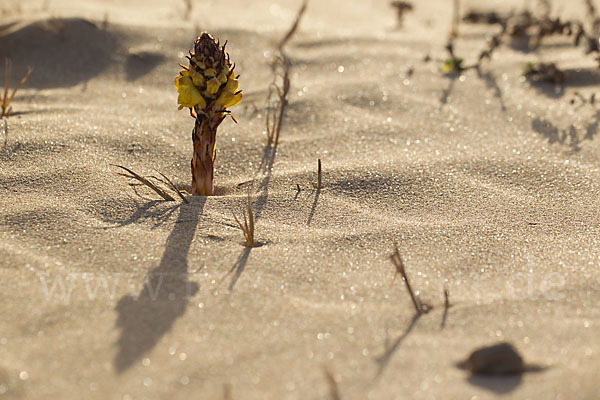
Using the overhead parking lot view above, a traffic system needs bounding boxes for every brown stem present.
[191,112,224,195]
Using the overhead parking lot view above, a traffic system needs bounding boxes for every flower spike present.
[174,32,243,195]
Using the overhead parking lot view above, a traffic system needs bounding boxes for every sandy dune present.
[1,0,599,398]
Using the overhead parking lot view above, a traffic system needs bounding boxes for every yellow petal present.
[217,71,228,84]
[228,91,242,108]
[206,77,221,95]
[190,69,205,86]
[177,88,206,109]
[174,75,192,89]
[215,90,233,107]
[175,75,206,109]
[215,89,242,108]
[226,76,238,92]
[191,87,206,109]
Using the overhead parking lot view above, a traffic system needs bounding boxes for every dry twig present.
[390,244,431,314]
[317,158,322,190]
[440,285,452,329]
[1,58,32,118]
[1,118,7,146]
[265,56,291,146]
[154,170,189,203]
[265,1,308,147]
[233,194,255,248]
[113,164,177,201]
[277,0,308,51]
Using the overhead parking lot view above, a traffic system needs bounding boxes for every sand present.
[1,0,599,398]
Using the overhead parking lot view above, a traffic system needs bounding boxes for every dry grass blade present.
[2,118,6,146]
[265,83,280,146]
[233,195,255,248]
[2,59,9,114]
[390,244,428,314]
[265,0,307,147]
[1,58,33,118]
[317,158,322,190]
[277,0,308,51]
[248,199,254,244]
[155,170,189,203]
[113,164,176,201]
[265,56,291,146]
[7,66,32,109]
[440,285,452,329]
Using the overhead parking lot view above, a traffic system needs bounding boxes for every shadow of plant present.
[467,374,522,394]
[475,67,506,112]
[531,111,600,151]
[113,199,204,373]
[0,18,117,89]
[124,51,166,81]
[439,74,459,109]
[100,198,180,229]
[374,313,421,378]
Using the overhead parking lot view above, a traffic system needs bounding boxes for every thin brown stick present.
[265,56,291,146]
[390,244,426,314]
[277,0,308,51]
[1,58,33,118]
[155,170,189,203]
[113,165,176,201]
[265,1,307,147]
[233,194,255,247]
[444,286,450,308]
[2,59,10,113]
[2,119,7,145]
[7,66,32,106]
[317,158,322,190]
[440,285,452,329]
[247,195,255,244]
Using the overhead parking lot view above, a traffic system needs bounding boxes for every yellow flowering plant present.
[175,32,242,195]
